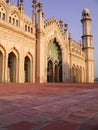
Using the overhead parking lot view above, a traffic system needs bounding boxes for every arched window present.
[25,24,27,31]
[31,27,33,33]
[28,26,30,32]
[16,19,18,26]
[9,16,11,23]
[13,18,15,24]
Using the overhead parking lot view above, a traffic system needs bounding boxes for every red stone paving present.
[0,83,98,130]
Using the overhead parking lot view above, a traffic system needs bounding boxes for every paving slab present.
[0,83,98,130]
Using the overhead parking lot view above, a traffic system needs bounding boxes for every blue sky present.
[11,0,98,78]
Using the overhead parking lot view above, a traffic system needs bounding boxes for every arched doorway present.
[8,52,16,82]
[24,56,30,82]
[0,51,3,82]
[47,39,62,82]
[47,60,53,82]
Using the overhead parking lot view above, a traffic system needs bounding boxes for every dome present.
[82,8,90,17]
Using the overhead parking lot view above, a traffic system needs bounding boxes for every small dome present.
[82,8,90,17]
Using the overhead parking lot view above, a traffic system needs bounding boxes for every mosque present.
[0,0,94,83]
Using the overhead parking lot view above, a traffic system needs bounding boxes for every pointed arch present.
[47,38,62,82]
[24,52,33,82]
[8,47,19,82]
[47,60,53,82]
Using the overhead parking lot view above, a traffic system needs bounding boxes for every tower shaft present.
[81,8,94,82]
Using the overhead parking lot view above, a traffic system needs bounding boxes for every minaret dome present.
[82,8,90,18]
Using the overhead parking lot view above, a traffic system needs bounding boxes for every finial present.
[33,0,37,4]
[59,19,63,29]
[6,0,10,4]
[18,0,24,11]
[64,23,68,32]
[20,0,23,4]
[38,2,43,9]
[64,23,68,28]
[82,8,90,19]
[59,19,63,24]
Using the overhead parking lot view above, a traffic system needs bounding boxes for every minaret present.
[36,2,45,83]
[37,2,44,29]
[19,0,24,13]
[32,0,37,26]
[81,8,94,82]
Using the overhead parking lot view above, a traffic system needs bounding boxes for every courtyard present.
[0,83,98,130]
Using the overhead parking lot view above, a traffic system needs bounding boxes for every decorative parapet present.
[44,17,67,40]
[44,17,57,28]
[69,39,85,58]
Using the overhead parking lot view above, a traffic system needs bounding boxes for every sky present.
[11,0,98,78]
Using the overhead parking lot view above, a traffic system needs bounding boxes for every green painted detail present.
[48,40,61,60]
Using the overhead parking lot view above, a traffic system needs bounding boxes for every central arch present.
[47,38,62,82]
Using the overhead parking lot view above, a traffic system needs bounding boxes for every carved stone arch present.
[47,57,54,63]
[49,37,63,50]
[46,37,63,82]
[24,52,33,82]
[46,30,64,50]
[8,47,19,82]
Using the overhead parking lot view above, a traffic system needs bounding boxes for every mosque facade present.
[0,0,94,83]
